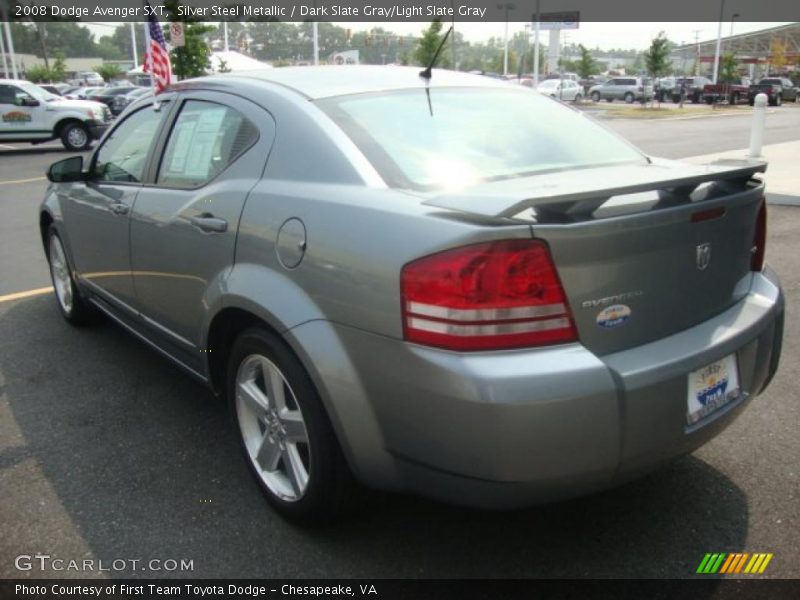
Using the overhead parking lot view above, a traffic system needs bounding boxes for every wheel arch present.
[52,117,87,139]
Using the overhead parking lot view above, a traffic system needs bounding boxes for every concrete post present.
[748,93,768,158]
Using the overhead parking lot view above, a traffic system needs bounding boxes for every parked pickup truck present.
[702,81,750,104]
[748,78,798,106]
[0,78,110,151]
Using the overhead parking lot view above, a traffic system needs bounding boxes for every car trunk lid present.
[423,158,767,355]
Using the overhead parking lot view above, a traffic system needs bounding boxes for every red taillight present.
[401,240,578,351]
[751,200,767,272]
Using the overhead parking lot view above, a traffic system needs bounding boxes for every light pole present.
[129,23,138,68]
[712,0,725,84]
[533,0,541,85]
[497,2,515,76]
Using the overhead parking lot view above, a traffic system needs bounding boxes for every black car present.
[89,85,137,109]
[110,87,149,116]
[748,78,798,106]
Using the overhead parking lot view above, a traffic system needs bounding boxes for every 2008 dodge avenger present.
[40,67,783,523]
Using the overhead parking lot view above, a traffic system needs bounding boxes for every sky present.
[84,21,793,51]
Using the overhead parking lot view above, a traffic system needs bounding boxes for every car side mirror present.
[47,156,85,183]
[21,97,40,107]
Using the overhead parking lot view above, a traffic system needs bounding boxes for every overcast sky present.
[84,21,792,51]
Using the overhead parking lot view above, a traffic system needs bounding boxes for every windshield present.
[19,82,58,102]
[319,88,645,190]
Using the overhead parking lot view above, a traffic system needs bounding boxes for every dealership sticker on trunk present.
[687,354,741,425]
[596,304,631,328]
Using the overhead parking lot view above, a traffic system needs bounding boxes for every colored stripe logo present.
[696,553,773,574]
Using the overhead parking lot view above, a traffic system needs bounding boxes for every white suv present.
[0,79,110,151]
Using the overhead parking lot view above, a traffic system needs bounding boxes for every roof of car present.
[189,66,511,100]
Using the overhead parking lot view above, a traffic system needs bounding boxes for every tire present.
[46,226,95,325]
[775,95,782,107]
[227,327,360,525]
[624,92,634,104]
[60,122,91,152]
[705,97,713,105]
[749,99,755,106]
[590,91,600,102]
[573,93,582,104]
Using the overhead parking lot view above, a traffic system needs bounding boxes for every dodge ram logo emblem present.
[696,243,712,271]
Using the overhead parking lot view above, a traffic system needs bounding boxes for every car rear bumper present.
[288,268,783,508]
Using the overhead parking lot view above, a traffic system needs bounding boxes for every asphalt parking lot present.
[1,109,798,579]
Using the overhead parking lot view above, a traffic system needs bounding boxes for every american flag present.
[143,2,172,94]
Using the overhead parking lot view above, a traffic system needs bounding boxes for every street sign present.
[170,22,185,48]
[534,11,580,30]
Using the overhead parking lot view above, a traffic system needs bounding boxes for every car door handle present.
[109,202,129,215]
[190,214,228,233]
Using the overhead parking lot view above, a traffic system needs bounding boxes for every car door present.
[59,99,173,310]
[129,91,275,368]
[0,83,48,142]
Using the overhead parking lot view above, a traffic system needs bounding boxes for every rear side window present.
[319,88,645,191]
[93,105,167,183]
[157,100,258,188]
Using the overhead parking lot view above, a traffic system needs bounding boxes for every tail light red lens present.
[751,200,767,272]
[401,240,578,351]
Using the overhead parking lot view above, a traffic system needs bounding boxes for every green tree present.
[25,65,52,83]
[163,0,213,79]
[720,54,739,82]
[415,20,448,69]
[575,44,600,79]
[644,32,671,79]
[50,51,67,81]
[95,63,123,82]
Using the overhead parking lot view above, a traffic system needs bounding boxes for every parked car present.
[588,77,654,103]
[68,71,104,87]
[62,86,104,100]
[0,78,111,150]
[655,76,676,102]
[703,79,750,105]
[89,85,137,109]
[671,76,712,103]
[537,78,583,102]
[748,77,798,106]
[39,67,784,524]
[38,84,62,96]
[110,87,149,116]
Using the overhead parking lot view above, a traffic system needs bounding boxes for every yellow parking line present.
[0,286,53,303]
[0,176,46,185]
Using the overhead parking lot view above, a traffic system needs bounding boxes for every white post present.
[312,21,319,65]
[130,23,138,67]
[0,25,9,78]
[533,0,540,85]
[2,20,19,79]
[748,93,768,158]
[712,0,725,84]
[223,22,229,52]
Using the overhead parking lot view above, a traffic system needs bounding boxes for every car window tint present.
[93,105,166,183]
[157,100,258,188]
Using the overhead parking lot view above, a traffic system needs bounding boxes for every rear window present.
[318,88,644,190]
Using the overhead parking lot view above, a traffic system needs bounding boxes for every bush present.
[25,65,53,83]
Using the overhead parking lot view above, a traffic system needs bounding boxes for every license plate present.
[687,354,741,425]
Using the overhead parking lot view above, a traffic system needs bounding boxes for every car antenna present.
[419,25,454,116]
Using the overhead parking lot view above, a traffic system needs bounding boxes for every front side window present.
[93,105,167,183]
[157,100,258,188]
[319,88,645,191]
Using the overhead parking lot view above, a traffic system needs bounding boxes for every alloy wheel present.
[235,354,311,502]
[49,234,73,314]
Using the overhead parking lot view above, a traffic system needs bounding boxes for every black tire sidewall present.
[226,327,353,524]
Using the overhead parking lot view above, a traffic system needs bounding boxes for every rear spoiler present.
[422,158,767,221]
